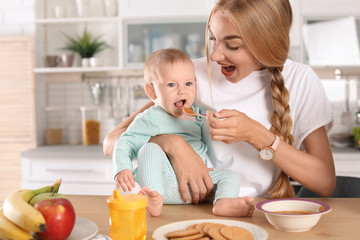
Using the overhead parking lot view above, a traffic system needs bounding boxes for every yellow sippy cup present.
[107,189,148,240]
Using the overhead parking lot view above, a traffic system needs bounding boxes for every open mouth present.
[221,65,236,77]
[174,99,186,109]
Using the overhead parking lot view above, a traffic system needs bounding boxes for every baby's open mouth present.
[174,99,186,108]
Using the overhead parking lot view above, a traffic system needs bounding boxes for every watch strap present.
[271,135,280,151]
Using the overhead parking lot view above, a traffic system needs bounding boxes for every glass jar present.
[45,107,64,145]
[80,106,101,145]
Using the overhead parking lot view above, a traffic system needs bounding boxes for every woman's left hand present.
[207,109,257,144]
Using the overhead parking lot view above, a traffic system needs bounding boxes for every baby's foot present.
[212,197,255,217]
[138,187,164,217]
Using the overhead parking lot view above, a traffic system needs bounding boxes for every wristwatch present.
[259,135,280,161]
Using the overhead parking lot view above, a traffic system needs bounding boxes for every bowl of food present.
[256,198,331,232]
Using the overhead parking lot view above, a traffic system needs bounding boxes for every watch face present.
[259,148,274,161]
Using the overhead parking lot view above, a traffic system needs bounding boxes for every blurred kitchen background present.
[1,0,360,196]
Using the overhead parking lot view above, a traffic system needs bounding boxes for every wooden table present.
[65,195,360,240]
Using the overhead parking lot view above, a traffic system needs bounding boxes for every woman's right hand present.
[150,134,214,204]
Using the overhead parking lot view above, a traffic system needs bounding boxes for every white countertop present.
[20,144,108,159]
[331,146,360,160]
[20,144,359,160]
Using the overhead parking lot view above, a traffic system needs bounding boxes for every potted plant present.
[62,27,111,67]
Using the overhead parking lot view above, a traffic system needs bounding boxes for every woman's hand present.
[150,134,214,204]
[207,109,274,150]
[207,109,255,144]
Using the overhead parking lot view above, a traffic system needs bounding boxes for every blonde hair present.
[206,0,295,199]
[144,48,192,84]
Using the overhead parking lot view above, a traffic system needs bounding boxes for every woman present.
[104,0,335,203]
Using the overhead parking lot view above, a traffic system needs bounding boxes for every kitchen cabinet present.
[0,36,37,197]
[119,0,212,69]
[0,36,36,146]
[300,0,360,16]
[123,20,207,69]
[21,145,114,195]
[332,147,360,178]
[296,0,360,68]
[120,0,215,18]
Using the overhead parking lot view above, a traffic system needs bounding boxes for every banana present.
[2,179,62,233]
[0,207,33,240]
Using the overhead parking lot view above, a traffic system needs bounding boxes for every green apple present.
[29,192,67,206]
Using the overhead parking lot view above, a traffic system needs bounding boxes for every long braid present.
[267,67,295,199]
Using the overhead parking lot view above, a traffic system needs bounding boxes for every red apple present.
[34,198,76,240]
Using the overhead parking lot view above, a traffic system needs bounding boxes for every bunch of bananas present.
[0,178,62,240]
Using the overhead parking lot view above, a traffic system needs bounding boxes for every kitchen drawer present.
[334,158,360,178]
[22,157,113,183]
[333,148,360,178]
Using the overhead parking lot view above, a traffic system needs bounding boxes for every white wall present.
[0,0,35,36]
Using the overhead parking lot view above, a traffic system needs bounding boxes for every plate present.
[68,217,99,240]
[152,219,268,240]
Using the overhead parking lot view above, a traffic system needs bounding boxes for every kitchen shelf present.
[34,66,122,74]
[35,17,118,24]
[313,66,360,79]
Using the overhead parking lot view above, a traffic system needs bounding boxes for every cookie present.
[166,229,199,238]
[203,223,224,235]
[169,233,204,240]
[207,227,228,240]
[195,222,209,235]
[186,224,198,230]
[219,226,253,240]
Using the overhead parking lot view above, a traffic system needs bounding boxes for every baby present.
[112,48,254,217]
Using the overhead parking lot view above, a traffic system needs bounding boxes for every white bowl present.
[256,199,331,232]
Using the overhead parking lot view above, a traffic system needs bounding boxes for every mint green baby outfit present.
[113,105,240,204]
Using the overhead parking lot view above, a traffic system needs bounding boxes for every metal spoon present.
[182,107,223,120]
[182,107,207,117]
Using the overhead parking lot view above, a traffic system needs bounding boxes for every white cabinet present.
[21,145,114,195]
[120,0,215,18]
[122,20,207,69]
[332,148,360,178]
[295,0,360,67]
[119,0,213,69]
[300,0,360,16]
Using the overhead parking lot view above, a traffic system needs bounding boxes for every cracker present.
[169,233,204,240]
[203,223,224,235]
[220,226,253,240]
[207,227,228,240]
[166,228,199,238]
[195,222,209,235]
[186,224,198,230]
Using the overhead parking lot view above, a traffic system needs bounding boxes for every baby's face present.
[152,60,196,117]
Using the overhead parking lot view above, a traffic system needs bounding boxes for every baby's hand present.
[115,169,135,192]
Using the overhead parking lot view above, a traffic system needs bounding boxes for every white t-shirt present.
[193,58,333,197]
